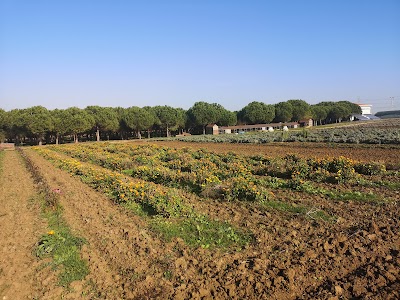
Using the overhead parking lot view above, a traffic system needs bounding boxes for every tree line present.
[0,100,362,145]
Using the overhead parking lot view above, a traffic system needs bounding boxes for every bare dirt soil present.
[149,140,400,166]
[2,144,399,299]
[0,151,60,299]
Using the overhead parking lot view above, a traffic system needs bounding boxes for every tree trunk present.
[137,130,142,139]
[56,135,59,145]
[96,128,100,142]
[147,129,151,139]
[166,125,169,137]
[203,126,206,135]
[74,134,79,143]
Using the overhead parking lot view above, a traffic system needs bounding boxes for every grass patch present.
[326,190,381,203]
[259,199,335,222]
[150,214,252,249]
[17,148,89,288]
[377,180,400,190]
[35,194,89,287]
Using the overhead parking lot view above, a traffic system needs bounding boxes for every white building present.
[358,104,372,115]
[351,103,379,121]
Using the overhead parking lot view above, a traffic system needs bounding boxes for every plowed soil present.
[1,144,399,300]
[149,140,400,166]
[0,151,60,299]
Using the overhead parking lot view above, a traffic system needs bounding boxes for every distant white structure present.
[351,103,379,121]
[358,104,372,115]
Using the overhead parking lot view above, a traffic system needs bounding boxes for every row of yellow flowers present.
[49,143,387,195]
[34,146,257,249]
[48,143,268,201]
[34,147,191,217]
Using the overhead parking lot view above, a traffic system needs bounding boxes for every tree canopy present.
[85,106,119,141]
[152,105,179,137]
[187,102,218,134]
[64,107,95,143]
[24,106,54,145]
[0,99,367,144]
[287,99,311,121]
[274,102,293,123]
[123,106,153,139]
[238,101,275,124]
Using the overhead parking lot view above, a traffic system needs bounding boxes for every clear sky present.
[1,0,399,113]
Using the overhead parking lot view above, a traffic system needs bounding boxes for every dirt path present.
[0,150,51,299]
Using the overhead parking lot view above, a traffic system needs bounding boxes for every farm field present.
[1,140,399,299]
[149,140,400,166]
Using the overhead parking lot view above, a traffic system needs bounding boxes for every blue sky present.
[1,0,399,113]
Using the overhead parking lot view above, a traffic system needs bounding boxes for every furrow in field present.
[24,149,180,298]
[0,150,60,299]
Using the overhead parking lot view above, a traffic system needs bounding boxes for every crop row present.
[42,144,344,220]
[46,143,388,206]
[33,147,251,249]
[34,147,190,217]
[171,128,400,144]
[47,143,269,201]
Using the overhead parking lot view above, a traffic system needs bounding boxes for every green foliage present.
[1,100,384,144]
[152,105,180,137]
[354,162,386,175]
[22,106,54,144]
[328,105,350,122]
[274,101,293,123]
[51,109,69,135]
[0,108,6,129]
[186,102,236,134]
[326,156,358,183]
[175,108,187,132]
[211,103,237,126]
[0,130,5,143]
[287,99,311,121]
[0,109,5,142]
[35,146,250,250]
[5,109,26,139]
[35,196,88,287]
[151,215,252,249]
[315,101,357,123]
[311,105,328,125]
[337,101,362,114]
[239,101,275,124]
[174,127,400,145]
[85,106,119,140]
[326,190,381,203]
[36,227,88,286]
[123,106,153,138]
[186,101,218,133]
[375,110,400,118]
[64,107,95,142]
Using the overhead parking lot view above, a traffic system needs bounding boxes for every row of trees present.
[0,100,362,144]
